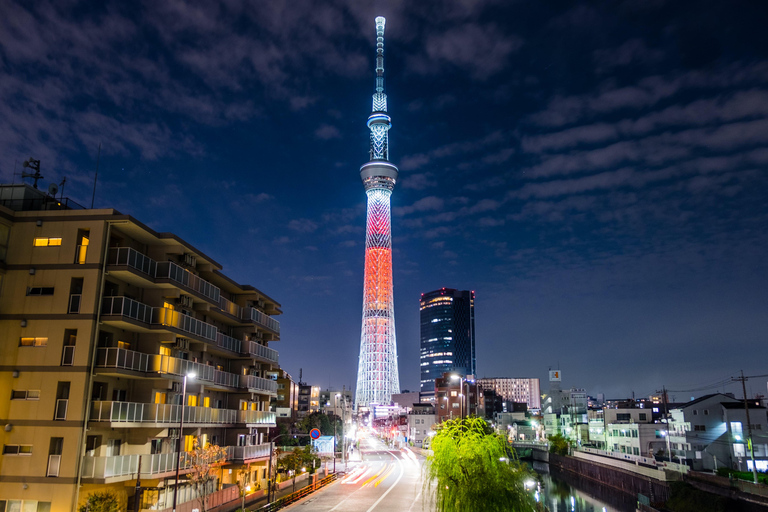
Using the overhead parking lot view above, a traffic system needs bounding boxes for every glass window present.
[33,237,62,247]
[20,337,47,347]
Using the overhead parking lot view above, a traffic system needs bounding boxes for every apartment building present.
[0,184,281,511]
[476,377,541,411]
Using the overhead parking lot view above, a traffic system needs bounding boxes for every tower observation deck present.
[355,16,400,410]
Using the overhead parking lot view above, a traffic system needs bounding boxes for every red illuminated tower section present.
[355,16,400,409]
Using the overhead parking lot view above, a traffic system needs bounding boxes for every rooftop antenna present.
[21,157,43,189]
[91,143,101,209]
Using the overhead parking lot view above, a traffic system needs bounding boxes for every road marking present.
[373,464,395,487]
[360,463,388,487]
[364,451,404,512]
[408,490,423,511]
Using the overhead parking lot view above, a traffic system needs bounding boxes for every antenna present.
[47,183,58,197]
[91,143,101,209]
[20,157,43,189]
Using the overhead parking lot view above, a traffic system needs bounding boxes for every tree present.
[425,417,539,512]
[188,437,227,512]
[78,491,120,512]
[278,445,320,494]
[548,433,570,456]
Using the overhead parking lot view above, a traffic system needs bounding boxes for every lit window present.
[20,337,47,347]
[159,346,171,357]
[33,237,62,247]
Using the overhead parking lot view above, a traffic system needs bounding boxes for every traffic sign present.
[310,428,321,440]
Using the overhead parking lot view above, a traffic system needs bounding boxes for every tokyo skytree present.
[355,16,400,409]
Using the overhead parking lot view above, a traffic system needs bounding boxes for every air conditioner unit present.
[174,338,190,351]
[257,299,266,309]
[177,295,193,308]
[171,382,181,393]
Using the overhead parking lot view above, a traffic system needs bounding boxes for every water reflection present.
[530,462,636,512]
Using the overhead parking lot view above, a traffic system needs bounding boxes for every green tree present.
[78,491,120,512]
[278,445,320,493]
[548,433,570,456]
[425,417,538,512]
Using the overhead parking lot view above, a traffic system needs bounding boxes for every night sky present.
[2,1,767,401]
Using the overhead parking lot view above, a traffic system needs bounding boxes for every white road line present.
[407,490,423,512]
[364,450,405,512]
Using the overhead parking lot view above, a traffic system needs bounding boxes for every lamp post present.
[172,372,196,512]
[267,433,310,504]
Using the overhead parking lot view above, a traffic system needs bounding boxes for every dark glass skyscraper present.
[419,288,476,399]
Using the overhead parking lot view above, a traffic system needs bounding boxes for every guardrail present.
[256,474,338,512]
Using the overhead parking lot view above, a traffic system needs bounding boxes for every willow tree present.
[425,417,539,512]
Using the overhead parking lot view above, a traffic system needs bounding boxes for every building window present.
[33,237,62,247]
[61,329,76,366]
[75,230,90,264]
[11,390,40,400]
[54,382,70,421]
[3,444,32,455]
[47,438,63,477]
[20,337,47,347]
[27,287,54,296]
[693,410,698,416]
[694,425,707,431]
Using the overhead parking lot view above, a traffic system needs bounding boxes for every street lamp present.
[172,372,196,512]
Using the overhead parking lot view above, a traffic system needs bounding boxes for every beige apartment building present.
[0,184,281,511]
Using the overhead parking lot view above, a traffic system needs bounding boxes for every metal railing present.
[157,261,221,303]
[101,296,153,324]
[216,332,242,354]
[153,307,217,341]
[96,348,240,389]
[81,452,189,479]
[90,401,238,425]
[241,375,278,394]
[218,295,241,318]
[246,341,279,364]
[244,307,280,334]
[237,410,276,425]
[228,443,271,461]
[108,247,157,277]
[257,474,338,512]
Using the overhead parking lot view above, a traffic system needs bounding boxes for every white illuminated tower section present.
[355,16,400,410]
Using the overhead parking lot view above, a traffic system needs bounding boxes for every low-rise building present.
[407,403,436,448]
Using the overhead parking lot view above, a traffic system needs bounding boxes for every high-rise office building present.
[0,183,280,511]
[476,377,541,411]
[355,17,400,409]
[419,289,476,400]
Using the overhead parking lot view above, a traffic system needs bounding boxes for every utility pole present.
[659,386,672,463]
[733,371,759,484]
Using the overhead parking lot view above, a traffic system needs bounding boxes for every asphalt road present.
[282,435,433,512]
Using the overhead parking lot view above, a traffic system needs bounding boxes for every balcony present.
[218,295,241,318]
[241,375,278,395]
[245,340,279,365]
[102,296,154,324]
[244,307,280,335]
[90,401,238,427]
[216,332,242,354]
[96,348,240,389]
[228,443,271,462]
[108,247,157,278]
[237,410,276,426]
[81,445,266,480]
[153,306,217,342]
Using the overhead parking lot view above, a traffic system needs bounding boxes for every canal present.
[530,461,638,512]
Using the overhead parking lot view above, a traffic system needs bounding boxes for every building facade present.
[477,377,541,411]
[434,373,479,423]
[0,184,281,511]
[419,289,475,400]
[355,16,401,410]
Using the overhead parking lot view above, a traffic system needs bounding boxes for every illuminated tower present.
[355,16,400,409]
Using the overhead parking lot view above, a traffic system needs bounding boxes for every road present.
[282,434,433,512]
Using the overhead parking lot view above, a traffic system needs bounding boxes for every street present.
[282,434,433,512]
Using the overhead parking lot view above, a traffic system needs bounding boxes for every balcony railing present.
[218,296,241,318]
[237,410,276,426]
[157,261,221,303]
[216,332,242,354]
[102,296,153,324]
[90,401,238,425]
[241,375,278,394]
[245,341,279,364]
[228,443,271,461]
[108,247,157,277]
[244,307,280,334]
[96,348,240,389]
[153,307,217,341]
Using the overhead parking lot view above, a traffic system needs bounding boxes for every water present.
[530,462,637,512]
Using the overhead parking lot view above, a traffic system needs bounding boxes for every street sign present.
[310,428,321,440]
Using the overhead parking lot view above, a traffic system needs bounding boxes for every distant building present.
[298,384,321,417]
[669,394,768,472]
[391,391,420,409]
[434,372,479,423]
[419,289,475,401]
[268,369,298,419]
[407,403,436,448]
[477,377,541,411]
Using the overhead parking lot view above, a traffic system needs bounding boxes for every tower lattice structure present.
[355,16,400,409]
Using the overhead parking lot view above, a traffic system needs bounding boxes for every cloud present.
[315,123,341,139]
[400,131,506,171]
[288,219,319,233]
[478,217,505,227]
[394,196,445,216]
[400,172,436,190]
